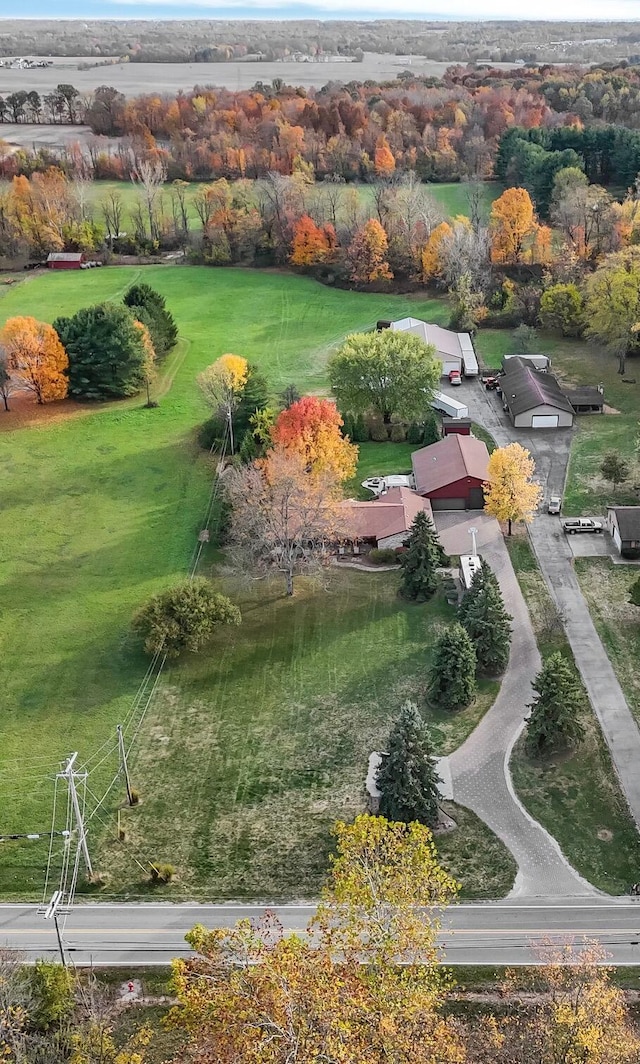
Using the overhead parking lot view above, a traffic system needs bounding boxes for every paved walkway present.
[456,379,640,831]
[436,512,598,898]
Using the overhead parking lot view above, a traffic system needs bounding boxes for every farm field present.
[0,265,513,900]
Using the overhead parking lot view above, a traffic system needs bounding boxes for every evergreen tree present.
[352,412,369,443]
[428,622,477,711]
[124,282,178,356]
[422,409,441,445]
[400,511,443,601]
[280,383,300,409]
[525,652,585,757]
[459,561,512,675]
[376,701,442,827]
[53,303,147,399]
[234,362,270,441]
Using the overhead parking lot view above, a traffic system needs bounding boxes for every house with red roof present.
[411,434,490,510]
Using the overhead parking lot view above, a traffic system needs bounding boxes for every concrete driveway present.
[452,377,640,830]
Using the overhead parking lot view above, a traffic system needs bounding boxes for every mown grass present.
[575,558,640,725]
[506,537,640,895]
[0,265,505,900]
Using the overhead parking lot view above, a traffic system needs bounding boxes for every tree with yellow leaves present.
[168,815,463,1064]
[0,316,68,404]
[197,353,249,453]
[133,320,157,408]
[483,443,542,536]
[421,221,453,282]
[490,187,538,265]
[347,219,393,285]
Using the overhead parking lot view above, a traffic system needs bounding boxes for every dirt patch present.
[597,828,613,842]
[0,392,93,430]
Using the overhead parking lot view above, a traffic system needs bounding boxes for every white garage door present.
[531,414,559,428]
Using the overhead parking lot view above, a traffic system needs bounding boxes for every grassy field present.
[0,265,512,899]
[507,538,640,894]
[575,559,640,725]
[58,178,502,232]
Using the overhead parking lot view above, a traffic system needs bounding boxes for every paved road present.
[437,513,596,899]
[458,380,640,830]
[4,901,640,967]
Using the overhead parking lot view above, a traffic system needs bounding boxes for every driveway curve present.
[436,513,598,898]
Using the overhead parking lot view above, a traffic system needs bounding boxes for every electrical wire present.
[42,775,58,904]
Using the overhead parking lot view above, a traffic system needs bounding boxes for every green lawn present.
[506,538,640,894]
[575,559,640,725]
[0,265,505,900]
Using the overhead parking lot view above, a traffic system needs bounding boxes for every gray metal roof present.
[608,507,640,541]
[501,358,574,416]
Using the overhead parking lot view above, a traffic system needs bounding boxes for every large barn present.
[500,357,574,430]
[411,434,490,510]
[380,317,479,377]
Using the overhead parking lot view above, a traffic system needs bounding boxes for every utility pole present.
[227,402,234,455]
[42,890,67,967]
[60,754,92,879]
[117,724,134,806]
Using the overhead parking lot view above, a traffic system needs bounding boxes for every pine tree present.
[525,652,585,757]
[459,561,512,675]
[376,701,442,827]
[400,511,442,601]
[428,622,477,711]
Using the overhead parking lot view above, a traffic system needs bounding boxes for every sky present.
[7,0,640,18]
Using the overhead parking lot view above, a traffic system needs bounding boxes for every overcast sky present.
[12,0,640,18]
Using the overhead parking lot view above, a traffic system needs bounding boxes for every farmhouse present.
[378,317,479,377]
[500,357,574,429]
[606,506,640,558]
[47,252,84,270]
[411,433,490,510]
[342,487,433,549]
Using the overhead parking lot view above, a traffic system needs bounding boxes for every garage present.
[431,497,466,511]
[531,414,559,429]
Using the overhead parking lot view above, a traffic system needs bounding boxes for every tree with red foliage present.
[272,395,358,481]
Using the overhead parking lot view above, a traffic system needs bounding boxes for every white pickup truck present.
[562,518,603,535]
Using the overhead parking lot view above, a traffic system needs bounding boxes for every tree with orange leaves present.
[374,134,396,177]
[347,219,393,285]
[290,215,337,268]
[272,395,357,482]
[490,187,538,265]
[0,316,68,404]
[421,221,453,282]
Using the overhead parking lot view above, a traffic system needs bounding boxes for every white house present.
[387,318,478,377]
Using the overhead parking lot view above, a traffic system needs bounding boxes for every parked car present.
[562,518,603,534]
[548,495,562,515]
[449,369,462,386]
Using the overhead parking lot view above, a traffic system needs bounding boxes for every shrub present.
[390,422,407,442]
[422,410,441,445]
[132,577,241,657]
[369,547,399,565]
[369,421,390,442]
[149,862,176,884]
[407,421,424,445]
[352,413,369,443]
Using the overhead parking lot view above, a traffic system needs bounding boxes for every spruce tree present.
[123,282,178,356]
[376,701,442,827]
[525,652,585,757]
[400,511,442,601]
[459,561,512,675]
[428,622,477,711]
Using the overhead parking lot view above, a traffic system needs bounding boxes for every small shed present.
[442,416,472,437]
[47,252,84,270]
[565,387,605,415]
[606,507,640,558]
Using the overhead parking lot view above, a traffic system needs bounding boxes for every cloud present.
[110,0,640,14]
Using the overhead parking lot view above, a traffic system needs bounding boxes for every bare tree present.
[0,349,14,412]
[102,190,123,243]
[440,219,491,295]
[131,156,168,244]
[227,446,350,596]
[169,179,190,247]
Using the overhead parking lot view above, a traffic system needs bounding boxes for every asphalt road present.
[4,901,640,967]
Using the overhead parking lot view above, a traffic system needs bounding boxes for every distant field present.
[0,53,466,97]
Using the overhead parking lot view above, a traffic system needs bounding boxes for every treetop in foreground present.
[328,329,440,425]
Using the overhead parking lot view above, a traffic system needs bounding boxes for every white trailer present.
[431,391,469,419]
[459,333,479,376]
[460,554,482,591]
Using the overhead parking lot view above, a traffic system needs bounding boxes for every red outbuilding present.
[411,433,490,511]
[47,252,84,270]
